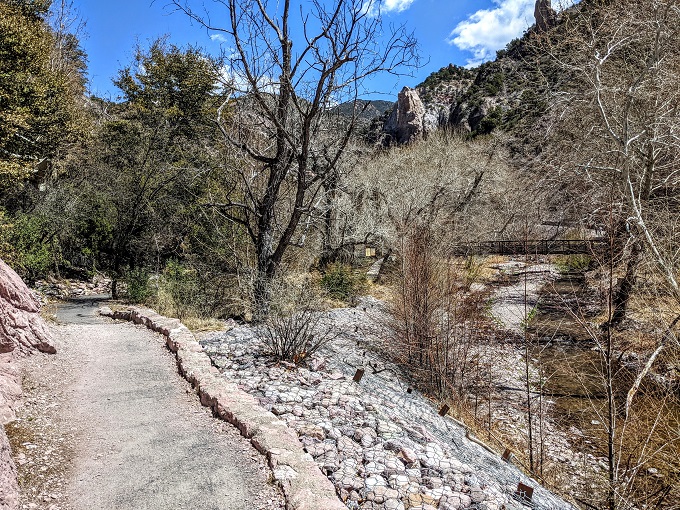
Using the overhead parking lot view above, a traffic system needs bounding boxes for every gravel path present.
[8,298,283,510]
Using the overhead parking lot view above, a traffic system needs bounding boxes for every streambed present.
[527,272,680,506]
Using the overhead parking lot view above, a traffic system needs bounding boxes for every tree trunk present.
[319,173,338,268]
[253,227,275,322]
[611,240,642,326]
[252,271,272,323]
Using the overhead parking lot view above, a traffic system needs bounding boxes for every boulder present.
[0,258,54,355]
[384,87,426,144]
[0,257,55,510]
[0,355,21,425]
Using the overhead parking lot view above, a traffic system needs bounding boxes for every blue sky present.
[70,0,543,101]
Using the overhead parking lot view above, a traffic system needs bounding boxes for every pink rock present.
[0,427,18,510]
[0,260,39,313]
[0,354,21,425]
[0,258,55,354]
[384,87,426,145]
[399,447,419,465]
[0,255,56,510]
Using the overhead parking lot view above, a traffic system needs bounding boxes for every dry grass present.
[182,316,229,332]
[628,292,680,326]
[443,255,513,284]
[364,281,395,302]
[39,300,59,324]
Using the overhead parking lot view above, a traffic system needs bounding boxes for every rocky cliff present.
[383,87,427,144]
[534,0,557,32]
[381,0,579,142]
[0,258,56,510]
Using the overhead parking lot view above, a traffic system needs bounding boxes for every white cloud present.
[362,0,415,17]
[218,65,279,95]
[447,0,535,67]
[210,33,227,43]
[383,0,415,11]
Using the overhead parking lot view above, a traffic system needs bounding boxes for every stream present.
[527,271,680,506]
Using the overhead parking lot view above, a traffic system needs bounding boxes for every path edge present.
[99,305,346,510]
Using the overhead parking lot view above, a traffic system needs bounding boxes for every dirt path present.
[7,299,283,510]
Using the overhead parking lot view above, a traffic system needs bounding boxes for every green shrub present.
[321,263,365,301]
[0,212,58,282]
[554,254,592,273]
[155,260,200,319]
[475,106,504,136]
[125,268,151,303]
[418,64,474,89]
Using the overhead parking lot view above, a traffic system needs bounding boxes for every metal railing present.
[452,239,607,256]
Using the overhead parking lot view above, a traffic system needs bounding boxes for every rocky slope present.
[201,297,575,510]
[379,0,578,143]
[0,258,55,510]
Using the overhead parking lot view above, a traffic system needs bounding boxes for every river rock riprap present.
[200,297,574,510]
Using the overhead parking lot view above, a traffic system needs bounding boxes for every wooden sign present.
[352,368,365,383]
[515,482,534,502]
[502,448,512,462]
[438,404,450,416]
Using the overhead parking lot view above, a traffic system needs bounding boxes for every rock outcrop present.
[0,259,54,355]
[0,353,20,510]
[383,87,426,144]
[0,356,20,426]
[381,66,511,143]
[0,258,55,510]
[379,0,575,143]
[534,0,556,32]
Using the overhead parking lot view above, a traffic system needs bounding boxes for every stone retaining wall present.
[100,306,346,510]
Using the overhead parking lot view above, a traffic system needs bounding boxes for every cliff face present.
[379,46,544,141]
[0,258,55,510]
[535,0,557,32]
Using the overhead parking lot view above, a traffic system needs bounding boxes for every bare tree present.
[327,131,519,259]
[540,0,680,318]
[170,0,418,318]
[535,8,680,499]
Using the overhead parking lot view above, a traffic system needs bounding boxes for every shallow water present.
[53,294,110,325]
[529,274,680,506]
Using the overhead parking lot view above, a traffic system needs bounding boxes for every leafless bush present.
[258,279,338,364]
[389,225,495,400]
